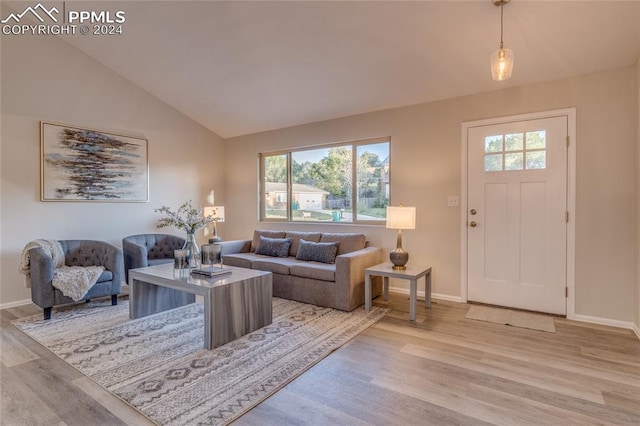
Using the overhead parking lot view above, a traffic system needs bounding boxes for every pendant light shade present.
[490,44,514,81]
[490,0,514,81]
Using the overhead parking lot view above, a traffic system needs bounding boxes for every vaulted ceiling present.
[14,1,640,137]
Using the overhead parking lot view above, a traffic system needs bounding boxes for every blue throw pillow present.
[296,239,339,264]
[255,236,292,257]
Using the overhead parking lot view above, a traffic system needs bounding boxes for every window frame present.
[259,137,390,225]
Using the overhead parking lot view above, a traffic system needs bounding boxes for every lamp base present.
[390,249,409,270]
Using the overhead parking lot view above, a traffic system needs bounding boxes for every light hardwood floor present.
[1,293,639,425]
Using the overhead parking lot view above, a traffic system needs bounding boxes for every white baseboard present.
[0,298,32,310]
[431,293,463,303]
[633,323,640,340]
[387,286,462,303]
[568,313,635,332]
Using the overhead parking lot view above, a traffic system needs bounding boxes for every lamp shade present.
[204,206,225,222]
[386,206,416,230]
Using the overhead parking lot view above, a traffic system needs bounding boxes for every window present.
[260,138,390,223]
[484,131,546,172]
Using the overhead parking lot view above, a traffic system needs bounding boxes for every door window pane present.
[526,151,546,169]
[505,133,524,151]
[505,153,523,170]
[485,135,503,153]
[526,131,546,149]
[484,154,503,172]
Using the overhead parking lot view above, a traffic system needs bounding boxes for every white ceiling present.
[20,1,640,137]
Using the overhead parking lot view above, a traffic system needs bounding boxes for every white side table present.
[364,262,432,321]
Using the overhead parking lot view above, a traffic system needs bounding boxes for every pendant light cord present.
[500,1,504,49]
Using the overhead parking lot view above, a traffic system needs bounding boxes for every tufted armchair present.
[30,240,123,320]
[122,234,186,283]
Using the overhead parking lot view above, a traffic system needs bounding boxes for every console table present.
[364,262,432,321]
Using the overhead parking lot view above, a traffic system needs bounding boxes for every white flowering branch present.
[155,200,215,234]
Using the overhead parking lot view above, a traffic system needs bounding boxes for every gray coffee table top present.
[129,263,270,294]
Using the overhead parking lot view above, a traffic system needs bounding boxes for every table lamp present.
[386,205,416,270]
[204,206,225,243]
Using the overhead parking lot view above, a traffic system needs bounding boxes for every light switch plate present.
[447,196,459,207]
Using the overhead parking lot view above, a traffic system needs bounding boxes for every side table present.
[364,262,432,321]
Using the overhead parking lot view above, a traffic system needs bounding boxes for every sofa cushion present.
[222,253,261,269]
[251,257,302,275]
[255,236,292,257]
[320,233,366,255]
[250,230,287,252]
[290,263,336,282]
[285,231,322,256]
[296,239,339,264]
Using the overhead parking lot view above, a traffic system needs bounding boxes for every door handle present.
[469,221,477,228]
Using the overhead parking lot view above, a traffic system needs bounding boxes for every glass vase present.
[183,231,201,268]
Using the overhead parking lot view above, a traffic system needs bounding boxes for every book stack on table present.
[191,267,232,278]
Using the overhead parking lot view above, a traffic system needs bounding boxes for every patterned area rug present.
[13,298,387,425]
[466,305,556,333]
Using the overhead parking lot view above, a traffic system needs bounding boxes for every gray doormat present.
[466,305,556,333]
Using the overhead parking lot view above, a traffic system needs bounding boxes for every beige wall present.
[635,56,640,334]
[225,67,637,322]
[1,25,224,305]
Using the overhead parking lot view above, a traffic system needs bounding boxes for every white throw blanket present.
[52,265,105,301]
[19,239,65,288]
[19,239,105,301]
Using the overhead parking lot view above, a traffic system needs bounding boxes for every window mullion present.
[287,152,292,221]
[259,154,265,221]
[352,144,357,222]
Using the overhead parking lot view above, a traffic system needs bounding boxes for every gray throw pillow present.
[255,236,292,257]
[296,239,339,264]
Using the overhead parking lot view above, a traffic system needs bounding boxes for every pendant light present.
[490,0,514,81]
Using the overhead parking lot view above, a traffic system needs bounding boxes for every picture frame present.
[40,122,149,202]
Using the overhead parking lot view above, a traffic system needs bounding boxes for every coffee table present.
[129,263,272,349]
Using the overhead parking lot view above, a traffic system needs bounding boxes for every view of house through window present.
[261,139,390,223]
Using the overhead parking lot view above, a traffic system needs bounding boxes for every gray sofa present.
[29,240,123,320]
[219,230,383,311]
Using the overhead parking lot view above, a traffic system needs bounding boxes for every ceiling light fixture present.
[490,0,514,81]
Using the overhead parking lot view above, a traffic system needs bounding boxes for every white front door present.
[467,116,568,315]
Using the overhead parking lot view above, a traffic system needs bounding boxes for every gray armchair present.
[122,234,186,283]
[30,240,123,320]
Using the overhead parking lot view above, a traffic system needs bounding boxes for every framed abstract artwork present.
[40,122,149,202]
